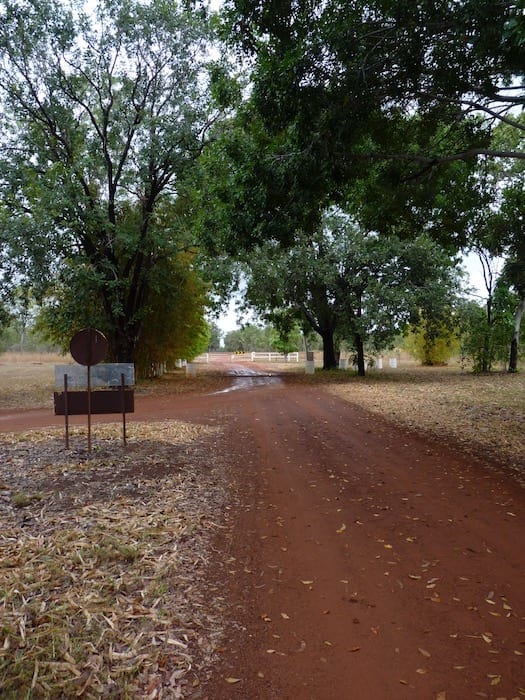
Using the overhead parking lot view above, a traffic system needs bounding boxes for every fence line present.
[192,351,300,363]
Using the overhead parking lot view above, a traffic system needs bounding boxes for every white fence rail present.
[192,351,299,363]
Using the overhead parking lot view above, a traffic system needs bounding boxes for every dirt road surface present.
[1,365,524,699]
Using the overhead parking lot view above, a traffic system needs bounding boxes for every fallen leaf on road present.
[301,580,314,585]
[280,612,290,619]
[487,674,501,685]
[336,524,346,534]
[225,677,241,684]
[418,648,431,658]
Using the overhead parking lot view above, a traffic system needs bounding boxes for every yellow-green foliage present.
[404,321,460,365]
[135,251,210,376]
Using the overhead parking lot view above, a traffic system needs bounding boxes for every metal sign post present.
[68,328,109,455]
[54,340,135,454]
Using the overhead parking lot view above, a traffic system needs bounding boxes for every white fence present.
[192,351,299,363]
[188,352,401,368]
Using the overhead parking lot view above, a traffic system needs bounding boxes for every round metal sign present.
[69,328,109,366]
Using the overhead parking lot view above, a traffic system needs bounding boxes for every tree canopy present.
[0,0,219,362]
[212,0,524,250]
[244,211,461,372]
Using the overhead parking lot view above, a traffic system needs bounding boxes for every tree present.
[244,211,461,373]
[35,247,211,375]
[489,121,525,372]
[223,323,274,352]
[0,301,12,339]
[458,288,518,372]
[207,322,223,351]
[459,118,525,371]
[404,320,461,366]
[217,0,525,230]
[223,1,524,162]
[0,0,219,362]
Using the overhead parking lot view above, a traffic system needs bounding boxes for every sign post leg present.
[87,365,92,455]
[121,372,127,447]
[63,374,69,449]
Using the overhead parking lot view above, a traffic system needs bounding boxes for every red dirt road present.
[1,368,524,699]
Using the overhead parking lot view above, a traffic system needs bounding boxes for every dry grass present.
[0,422,234,698]
[0,353,232,410]
[0,352,72,410]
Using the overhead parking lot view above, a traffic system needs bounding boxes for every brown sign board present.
[54,390,134,416]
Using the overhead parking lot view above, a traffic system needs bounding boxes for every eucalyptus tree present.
[488,122,525,372]
[244,212,461,373]
[459,118,525,371]
[0,0,221,362]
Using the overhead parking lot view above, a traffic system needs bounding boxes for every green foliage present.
[404,320,461,366]
[134,251,211,375]
[458,286,519,372]
[207,322,223,351]
[216,0,524,253]
[0,0,217,362]
[0,301,11,333]
[243,210,462,371]
[0,321,56,354]
[223,324,276,352]
[268,315,303,355]
[36,250,211,374]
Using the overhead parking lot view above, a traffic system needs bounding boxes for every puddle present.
[211,365,283,394]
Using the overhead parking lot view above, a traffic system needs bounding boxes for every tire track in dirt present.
[204,383,524,700]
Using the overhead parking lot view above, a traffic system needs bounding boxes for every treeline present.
[0,1,523,375]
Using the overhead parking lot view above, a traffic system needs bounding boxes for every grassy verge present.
[0,422,232,697]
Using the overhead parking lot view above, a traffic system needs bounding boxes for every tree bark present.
[354,332,366,376]
[320,329,337,370]
[508,295,525,373]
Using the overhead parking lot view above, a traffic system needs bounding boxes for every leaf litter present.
[0,421,235,698]
[326,369,525,476]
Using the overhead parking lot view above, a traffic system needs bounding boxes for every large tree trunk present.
[320,328,337,370]
[509,295,525,373]
[110,320,140,363]
[354,332,366,376]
